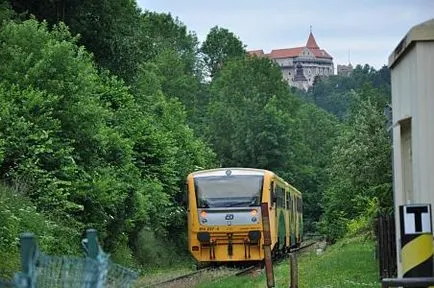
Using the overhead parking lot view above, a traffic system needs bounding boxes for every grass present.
[196,236,381,288]
[296,237,380,287]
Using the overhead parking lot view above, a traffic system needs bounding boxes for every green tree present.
[0,1,14,25]
[65,0,147,82]
[140,11,199,73]
[8,0,150,82]
[201,26,246,77]
[306,64,391,119]
[320,86,392,241]
[0,19,143,255]
[207,56,299,176]
[292,103,340,232]
[0,18,216,263]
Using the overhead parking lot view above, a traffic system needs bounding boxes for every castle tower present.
[248,29,334,91]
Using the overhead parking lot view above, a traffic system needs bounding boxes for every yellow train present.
[187,168,303,263]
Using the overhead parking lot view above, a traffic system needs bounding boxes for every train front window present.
[194,175,263,208]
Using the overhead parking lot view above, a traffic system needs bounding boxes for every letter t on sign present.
[403,205,432,234]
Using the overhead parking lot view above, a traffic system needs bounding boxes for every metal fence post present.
[86,229,99,260]
[19,233,37,288]
[85,229,110,288]
[85,229,101,288]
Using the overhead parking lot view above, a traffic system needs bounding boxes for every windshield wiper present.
[225,202,250,207]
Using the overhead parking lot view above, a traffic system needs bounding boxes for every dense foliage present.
[305,65,391,119]
[0,0,392,275]
[318,85,392,241]
[0,3,214,273]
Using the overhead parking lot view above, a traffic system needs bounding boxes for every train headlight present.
[200,211,207,218]
[251,217,257,222]
[248,230,261,242]
[197,232,211,243]
[250,209,257,216]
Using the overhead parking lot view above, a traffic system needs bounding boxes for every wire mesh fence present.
[0,280,15,288]
[105,262,137,288]
[35,254,99,288]
[0,229,138,288]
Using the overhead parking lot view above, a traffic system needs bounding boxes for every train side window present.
[270,182,276,203]
[276,186,284,208]
[288,193,292,211]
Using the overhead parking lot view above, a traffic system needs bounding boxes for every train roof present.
[188,167,302,196]
[189,167,270,177]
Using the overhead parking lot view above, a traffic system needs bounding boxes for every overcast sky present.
[137,0,433,70]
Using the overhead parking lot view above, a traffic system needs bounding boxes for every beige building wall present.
[389,19,434,276]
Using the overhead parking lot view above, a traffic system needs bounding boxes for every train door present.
[275,184,286,250]
[269,180,277,248]
[285,187,291,247]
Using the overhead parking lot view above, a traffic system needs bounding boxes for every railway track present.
[145,267,211,287]
[291,239,318,253]
[144,240,318,287]
[145,264,260,287]
[234,263,262,276]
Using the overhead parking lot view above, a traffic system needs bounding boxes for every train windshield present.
[194,175,263,208]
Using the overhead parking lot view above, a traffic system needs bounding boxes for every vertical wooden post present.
[289,253,298,288]
[261,202,275,288]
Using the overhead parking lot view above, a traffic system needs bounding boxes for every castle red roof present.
[266,47,332,59]
[311,49,332,59]
[268,47,304,59]
[247,31,332,60]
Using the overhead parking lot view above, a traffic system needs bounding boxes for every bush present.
[0,184,81,278]
[134,228,192,268]
[346,197,379,240]
[110,234,137,268]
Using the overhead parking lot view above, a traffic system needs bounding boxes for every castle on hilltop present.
[248,30,334,91]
